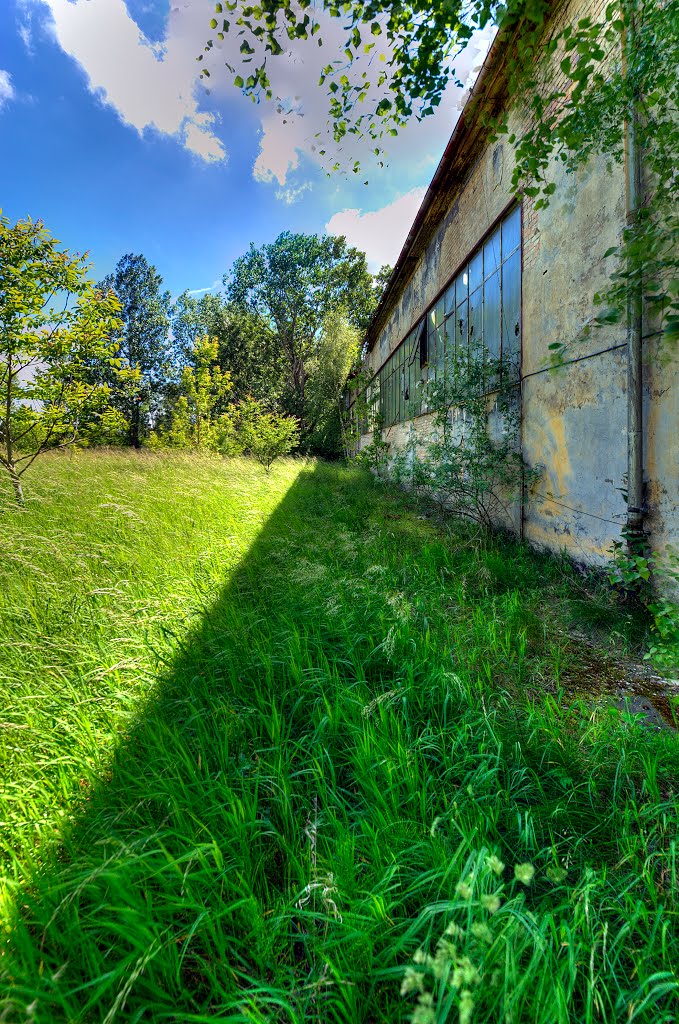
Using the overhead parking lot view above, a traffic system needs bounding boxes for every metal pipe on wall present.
[623,7,645,551]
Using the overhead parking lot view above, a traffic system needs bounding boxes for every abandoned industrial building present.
[350,0,678,582]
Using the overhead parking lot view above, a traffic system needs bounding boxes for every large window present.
[367,205,522,429]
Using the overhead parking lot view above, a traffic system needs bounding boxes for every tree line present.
[0,211,390,500]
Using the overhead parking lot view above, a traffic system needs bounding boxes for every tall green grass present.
[1,451,677,1023]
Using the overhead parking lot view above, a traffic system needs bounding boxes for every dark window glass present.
[411,342,417,413]
[502,205,521,259]
[366,203,522,421]
[444,282,456,317]
[469,287,483,357]
[392,364,398,424]
[484,270,501,387]
[484,271,501,363]
[420,320,429,370]
[436,321,446,377]
[468,249,483,295]
[484,225,501,280]
[502,249,521,380]
[456,299,468,358]
[424,319,434,370]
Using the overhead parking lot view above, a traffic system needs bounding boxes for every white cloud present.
[18,15,34,55]
[0,70,15,110]
[186,279,221,296]
[326,187,427,271]
[28,0,225,162]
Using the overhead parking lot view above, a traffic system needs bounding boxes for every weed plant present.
[0,451,677,1022]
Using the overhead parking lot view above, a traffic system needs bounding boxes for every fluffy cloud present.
[0,70,15,110]
[27,0,225,162]
[326,188,427,271]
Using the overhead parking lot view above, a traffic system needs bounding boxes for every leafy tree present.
[0,213,135,503]
[373,264,394,301]
[171,289,282,402]
[305,307,361,455]
[236,397,299,471]
[98,254,172,448]
[150,335,233,450]
[226,232,377,438]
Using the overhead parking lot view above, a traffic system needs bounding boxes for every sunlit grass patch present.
[1,451,678,1023]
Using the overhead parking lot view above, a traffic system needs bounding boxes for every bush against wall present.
[360,345,539,529]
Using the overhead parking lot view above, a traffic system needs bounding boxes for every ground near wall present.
[1,451,678,1023]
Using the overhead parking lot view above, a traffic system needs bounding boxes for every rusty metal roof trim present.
[364,17,524,352]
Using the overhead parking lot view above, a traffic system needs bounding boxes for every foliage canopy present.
[226,231,377,434]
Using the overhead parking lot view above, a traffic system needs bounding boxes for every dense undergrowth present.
[0,452,677,1023]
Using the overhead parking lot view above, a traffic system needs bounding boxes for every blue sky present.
[0,0,492,297]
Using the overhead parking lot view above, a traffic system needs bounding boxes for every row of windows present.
[357,205,522,432]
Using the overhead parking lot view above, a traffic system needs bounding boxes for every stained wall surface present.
[357,0,678,580]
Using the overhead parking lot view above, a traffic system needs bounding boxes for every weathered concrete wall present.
[359,0,678,581]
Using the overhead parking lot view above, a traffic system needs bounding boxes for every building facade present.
[352,0,678,578]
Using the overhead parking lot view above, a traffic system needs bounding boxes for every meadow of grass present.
[0,450,677,1023]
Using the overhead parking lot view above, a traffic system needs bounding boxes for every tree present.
[305,307,361,455]
[236,397,300,471]
[373,264,394,301]
[226,232,378,438]
[98,254,171,448]
[0,213,135,503]
[150,334,233,450]
[171,289,282,402]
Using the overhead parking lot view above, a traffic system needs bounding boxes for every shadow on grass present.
[3,462,416,1023]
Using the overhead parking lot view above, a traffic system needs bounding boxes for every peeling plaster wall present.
[359,0,678,582]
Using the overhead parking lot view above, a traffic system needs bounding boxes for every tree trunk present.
[7,464,24,505]
[129,404,141,449]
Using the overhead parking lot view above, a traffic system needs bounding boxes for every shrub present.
[236,398,299,471]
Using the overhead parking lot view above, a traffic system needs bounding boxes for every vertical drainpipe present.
[623,7,644,552]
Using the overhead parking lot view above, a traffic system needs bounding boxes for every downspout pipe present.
[623,9,644,552]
